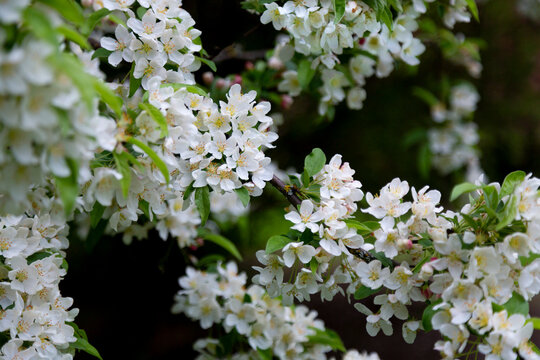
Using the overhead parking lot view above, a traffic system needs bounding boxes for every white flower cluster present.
[99,0,202,88]
[0,201,78,359]
[81,82,276,247]
[263,0,475,114]
[428,83,483,181]
[255,153,540,358]
[0,7,117,215]
[172,262,333,360]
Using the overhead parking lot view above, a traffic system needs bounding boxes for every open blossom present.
[285,200,323,233]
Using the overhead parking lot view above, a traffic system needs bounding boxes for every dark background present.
[64,0,540,358]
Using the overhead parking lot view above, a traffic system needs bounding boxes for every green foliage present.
[307,327,346,352]
[68,322,103,360]
[81,8,111,36]
[90,202,106,228]
[162,83,208,96]
[304,148,326,177]
[333,0,346,23]
[492,292,529,316]
[139,102,168,137]
[37,0,84,26]
[127,137,170,183]
[235,187,250,207]
[54,158,79,216]
[354,285,381,299]
[198,229,243,261]
[196,56,217,72]
[450,182,481,201]
[499,170,526,198]
[195,186,211,226]
[265,235,291,254]
[297,59,316,90]
[422,299,442,332]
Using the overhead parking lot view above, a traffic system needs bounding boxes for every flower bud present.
[281,95,293,109]
[268,56,283,70]
[202,72,214,85]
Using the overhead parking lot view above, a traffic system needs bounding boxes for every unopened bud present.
[216,78,227,89]
[202,72,214,85]
[281,95,293,109]
[268,56,283,70]
[245,61,254,70]
[419,263,434,280]
[397,238,413,250]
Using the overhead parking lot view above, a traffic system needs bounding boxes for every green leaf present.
[139,102,168,137]
[108,13,127,28]
[372,251,394,269]
[113,152,132,199]
[81,8,111,36]
[54,158,79,216]
[90,202,106,228]
[257,348,273,360]
[307,327,346,352]
[412,87,439,106]
[197,254,226,268]
[464,0,479,22]
[422,299,442,332]
[57,24,91,50]
[520,253,540,267]
[129,62,142,97]
[93,78,123,117]
[354,285,381,300]
[527,317,540,330]
[127,137,170,183]
[182,181,196,209]
[235,187,250,207]
[37,0,85,26]
[71,337,103,360]
[496,195,517,231]
[27,251,53,264]
[333,0,346,23]
[304,148,326,177]
[450,182,480,201]
[198,229,242,260]
[297,59,316,90]
[196,56,217,72]
[265,235,291,254]
[50,53,96,110]
[412,251,432,273]
[344,219,380,235]
[497,292,529,316]
[23,7,59,47]
[499,170,526,198]
[483,185,499,211]
[195,186,211,226]
[162,83,208,96]
[91,48,112,60]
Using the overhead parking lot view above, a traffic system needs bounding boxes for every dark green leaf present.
[91,48,112,60]
[82,8,111,36]
[297,59,316,90]
[412,87,439,106]
[235,187,250,207]
[307,327,346,352]
[139,102,168,137]
[500,170,526,198]
[71,337,103,360]
[464,0,479,22]
[182,181,196,209]
[450,182,480,201]
[57,24,90,50]
[113,152,131,199]
[354,285,381,299]
[93,78,123,117]
[54,158,79,216]
[422,299,442,332]
[195,186,211,226]
[37,0,85,26]
[198,229,242,260]
[257,348,273,360]
[127,137,170,183]
[304,148,326,177]
[90,202,106,228]
[333,0,346,23]
[27,251,53,264]
[196,56,217,72]
[496,195,517,231]
[266,235,291,254]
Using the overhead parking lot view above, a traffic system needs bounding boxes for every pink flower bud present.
[202,72,214,85]
[281,94,293,109]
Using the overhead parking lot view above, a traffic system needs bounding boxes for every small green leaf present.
[496,195,518,231]
[500,170,526,198]
[198,229,242,260]
[57,24,91,50]
[195,186,211,226]
[90,202,106,228]
[81,8,111,36]
[422,299,442,332]
[127,137,170,183]
[27,251,53,264]
[344,219,380,235]
[304,148,326,177]
[307,327,346,352]
[235,187,250,207]
[54,158,79,216]
[257,348,273,360]
[113,152,131,199]
[412,251,432,273]
[71,337,103,360]
[162,83,208,96]
[464,0,479,22]
[297,59,316,90]
[108,13,127,28]
[498,292,529,316]
[139,102,168,137]
[50,53,96,110]
[527,317,540,330]
[412,87,439,107]
[266,235,291,254]
[354,285,381,300]
[129,62,142,97]
[23,7,59,47]
[196,56,217,72]
[93,78,123,117]
[450,182,480,201]
[37,0,85,26]
[91,48,112,60]
[333,0,346,23]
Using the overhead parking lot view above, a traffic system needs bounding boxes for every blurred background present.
[64,0,540,358]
